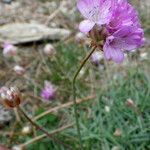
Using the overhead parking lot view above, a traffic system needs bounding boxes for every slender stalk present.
[72,46,97,149]
[17,106,72,150]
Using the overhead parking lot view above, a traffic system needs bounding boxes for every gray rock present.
[2,0,12,4]
[0,23,71,44]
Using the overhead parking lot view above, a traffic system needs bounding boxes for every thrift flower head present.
[43,44,56,56]
[2,43,17,58]
[77,0,144,63]
[13,65,25,76]
[40,81,55,101]
[0,86,21,108]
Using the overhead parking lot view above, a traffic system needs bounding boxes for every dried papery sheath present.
[0,87,21,108]
[43,44,56,56]
[13,65,26,76]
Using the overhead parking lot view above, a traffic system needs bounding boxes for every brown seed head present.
[0,87,21,108]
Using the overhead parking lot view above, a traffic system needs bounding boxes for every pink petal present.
[112,26,144,51]
[79,20,95,33]
[97,0,115,24]
[77,0,115,24]
[77,0,100,19]
[104,43,124,63]
[111,49,124,63]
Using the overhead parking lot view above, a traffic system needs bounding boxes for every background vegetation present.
[0,0,150,149]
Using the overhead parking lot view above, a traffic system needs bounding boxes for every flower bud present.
[43,44,55,56]
[0,87,21,108]
[2,43,17,58]
[125,98,135,108]
[113,128,122,137]
[13,65,25,76]
[111,146,120,150]
[22,125,31,135]
[104,106,110,113]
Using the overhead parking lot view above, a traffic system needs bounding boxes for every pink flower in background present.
[77,0,115,33]
[77,0,144,63]
[2,43,17,58]
[40,81,55,101]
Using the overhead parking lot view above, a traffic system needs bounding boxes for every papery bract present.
[13,65,26,76]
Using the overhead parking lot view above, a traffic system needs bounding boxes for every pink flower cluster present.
[77,0,144,63]
[40,81,55,101]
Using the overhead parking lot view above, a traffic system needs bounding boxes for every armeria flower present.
[0,86,21,108]
[77,0,144,63]
[40,81,55,101]
[77,0,115,33]
[2,43,17,58]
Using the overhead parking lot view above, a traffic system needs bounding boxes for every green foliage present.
[0,41,150,150]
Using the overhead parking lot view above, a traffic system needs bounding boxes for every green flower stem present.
[18,106,72,150]
[72,46,97,149]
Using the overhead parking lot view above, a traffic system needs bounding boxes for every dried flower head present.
[43,44,55,56]
[13,65,25,76]
[104,105,110,113]
[0,87,21,108]
[12,145,21,150]
[2,43,17,58]
[113,128,122,137]
[125,98,135,108]
[22,125,31,135]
